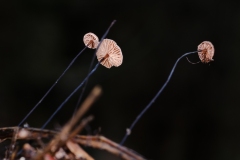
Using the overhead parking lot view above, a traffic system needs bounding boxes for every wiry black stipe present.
[18,46,88,127]
[73,53,96,117]
[120,51,198,145]
[41,62,101,129]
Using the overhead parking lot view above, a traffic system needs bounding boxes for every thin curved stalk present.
[18,46,87,127]
[120,51,198,145]
[41,62,100,129]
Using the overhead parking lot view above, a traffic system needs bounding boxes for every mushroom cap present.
[83,33,99,49]
[197,41,214,63]
[96,39,123,68]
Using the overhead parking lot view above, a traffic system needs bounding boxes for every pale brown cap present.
[83,33,99,49]
[96,39,123,68]
[197,41,214,63]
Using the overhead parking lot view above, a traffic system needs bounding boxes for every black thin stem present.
[41,62,100,129]
[99,20,116,42]
[18,46,88,127]
[73,53,96,116]
[120,51,198,145]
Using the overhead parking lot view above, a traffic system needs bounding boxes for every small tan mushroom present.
[197,41,214,63]
[96,39,123,68]
[83,33,99,49]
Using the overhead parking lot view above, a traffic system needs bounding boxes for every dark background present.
[0,0,240,159]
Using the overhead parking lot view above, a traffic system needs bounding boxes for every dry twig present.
[0,126,145,160]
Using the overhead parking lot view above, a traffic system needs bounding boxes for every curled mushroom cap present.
[96,39,123,68]
[197,41,214,63]
[83,33,99,49]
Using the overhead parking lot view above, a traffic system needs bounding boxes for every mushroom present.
[83,33,99,49]
[96,39,123,68]
[198,41,214,63]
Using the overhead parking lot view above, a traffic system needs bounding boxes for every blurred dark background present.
[0,0,240,159]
